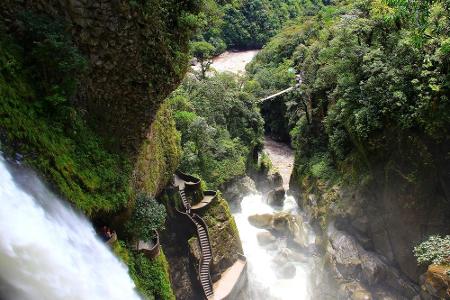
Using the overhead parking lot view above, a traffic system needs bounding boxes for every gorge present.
[0,0,449,300]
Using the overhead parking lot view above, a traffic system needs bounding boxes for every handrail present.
[175,170,201,185]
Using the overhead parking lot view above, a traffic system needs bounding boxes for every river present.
[232,137,316,300]
[193,49,259,75]
[207,51,316,299]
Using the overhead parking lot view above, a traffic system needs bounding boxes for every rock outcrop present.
[248,212,309,249]
[419,265,450,299]
[221,175,257,205]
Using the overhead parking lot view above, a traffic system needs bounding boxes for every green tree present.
[190,41,215,78]
[127,194,166,243]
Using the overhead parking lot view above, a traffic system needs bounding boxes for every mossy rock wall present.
[1,0,201,155]
[201,194,243,279]
[134,102,181,197]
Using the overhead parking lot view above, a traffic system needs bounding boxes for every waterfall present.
[0,155,141,300]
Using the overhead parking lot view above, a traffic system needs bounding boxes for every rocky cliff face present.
[292,160,450,299]
[1,0,199,155]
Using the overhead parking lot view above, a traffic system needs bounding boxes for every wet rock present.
[360,251,387,285]
[272,212,291,233]
[277,263,296,279]
[278,248,307,263]
[222,176,257,204]
[267,187,285,207]
[257,231,276,246]
[328,227,362,279]
[248,214,272,228]
[420,264,450,299]
[188,237,201,264]
[338,281,372,300]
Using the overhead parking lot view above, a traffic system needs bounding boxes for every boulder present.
[272,212,291,233]
[328,227,362,280]
[267,187,286,206]
[248,214,273,228]
[360,251,387,285]
[338,282,372,300]
[277,248,307,263]
[222,176,257,204]
[257,231,276,246]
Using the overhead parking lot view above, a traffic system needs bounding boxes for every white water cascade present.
[233,193,316,300]
[0,155,141,300]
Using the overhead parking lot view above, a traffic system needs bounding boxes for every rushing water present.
[0,155,140,300]
[233,194,315,300]
[232,137,316,299]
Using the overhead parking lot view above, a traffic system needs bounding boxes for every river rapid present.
[208,49,317,299]
[232,137,316,300]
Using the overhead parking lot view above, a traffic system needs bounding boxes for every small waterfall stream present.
[0,155,140,300]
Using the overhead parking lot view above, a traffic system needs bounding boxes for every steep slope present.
[246,1,450,298]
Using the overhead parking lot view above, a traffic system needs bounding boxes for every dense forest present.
[193,0,323,54]
[246,0,450,294]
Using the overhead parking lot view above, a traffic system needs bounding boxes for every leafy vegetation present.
[193,0,323,55]
[127,194,167,242]
[414,235,450,266]
[246,0,450,193]
[0,18,131,216]
[167,73,264,188]
[135,102,182,197]
[113,241,175,300]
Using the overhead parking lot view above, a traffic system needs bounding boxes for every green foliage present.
[194,0,321,53]
[18,12,87,101]
[0,23,131,216]
[414,235,450,266]
[116,243,175,300]
[130,252,175,300]
[127,194,167,241]
[247,0,450,194]
[135,102,181,197]
[190,41,215,78]
[167,73,263,188]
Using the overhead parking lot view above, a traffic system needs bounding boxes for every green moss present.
[112,241,175,300]
[135,102,181,197]
[0,31,131,217]
[201,194,242,271]
[130,250,175,300]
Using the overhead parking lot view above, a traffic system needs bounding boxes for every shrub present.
[414,235,450,266]
[127,194,166,241]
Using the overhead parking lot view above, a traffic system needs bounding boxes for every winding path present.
[174,174,214,299]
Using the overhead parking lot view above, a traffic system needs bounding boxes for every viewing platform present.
[213,255,247,300]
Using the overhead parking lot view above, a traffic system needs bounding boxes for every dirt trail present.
[263,137,294,190]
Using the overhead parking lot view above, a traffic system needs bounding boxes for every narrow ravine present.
[232,137,316,300]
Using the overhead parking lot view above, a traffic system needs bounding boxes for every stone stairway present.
[179,189,191,213]
[192,214,214,299]
[175,174,214,299]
